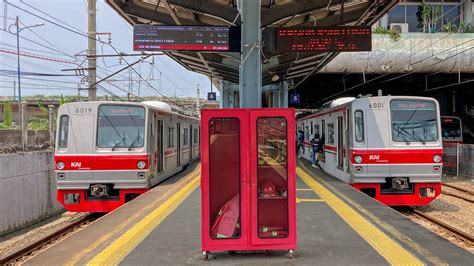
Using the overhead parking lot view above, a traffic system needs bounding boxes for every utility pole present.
[87,0,97,101]
[13,75,16,101]
[196,83,201,110]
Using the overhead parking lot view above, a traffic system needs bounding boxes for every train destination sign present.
[275,26,372,52]
[133,25,232,51]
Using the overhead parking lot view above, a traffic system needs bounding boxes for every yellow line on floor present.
[87,175,200,266]
[297,167,423,265]
[298,163,447,266]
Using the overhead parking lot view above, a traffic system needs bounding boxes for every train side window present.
[58,115,69,148]
[310,121,313,135]
[354,110,364,142]
[194,128,198,143]
[183,128,188,145]
[168,127,174,147]
[327,123,335,145]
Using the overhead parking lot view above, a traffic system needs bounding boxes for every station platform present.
[26,160,472,265]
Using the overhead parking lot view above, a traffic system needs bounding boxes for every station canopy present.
[107,0,397,85]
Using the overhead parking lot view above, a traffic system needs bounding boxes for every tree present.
[60,94,65,106]
[3,100,12,127]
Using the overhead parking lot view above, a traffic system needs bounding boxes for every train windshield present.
[441,117,462,139]
[97,105,146,149]
[390,100,438,144]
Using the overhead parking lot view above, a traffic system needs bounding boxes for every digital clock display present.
[275,26,372,52]
[133,25,231,51]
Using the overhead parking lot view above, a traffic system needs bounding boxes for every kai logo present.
[369,155,380,160]
[71,162,82,168]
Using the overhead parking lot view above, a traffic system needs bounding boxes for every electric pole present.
[196,83,201,110]
[87,0,97,101]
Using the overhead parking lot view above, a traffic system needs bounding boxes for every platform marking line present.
[296,188,313,191]
[86,174,200,265]
[296,197,325,203]
[297,167,424,265]
[64,167,201,266]
[298,163,448,266]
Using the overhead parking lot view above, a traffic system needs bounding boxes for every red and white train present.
[54,101,200,212]
[297,96,443,206]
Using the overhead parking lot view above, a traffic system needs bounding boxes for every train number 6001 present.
[369,103,383,108]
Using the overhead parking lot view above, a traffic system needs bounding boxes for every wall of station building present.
[0,151,63,236]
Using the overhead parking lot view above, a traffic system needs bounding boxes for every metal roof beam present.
[166,0,239,25]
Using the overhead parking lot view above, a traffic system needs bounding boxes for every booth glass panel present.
[209,118,241,239]
[256,117,289,239]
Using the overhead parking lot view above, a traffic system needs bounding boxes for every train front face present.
[54,102,149,212]
[350,96,443,206]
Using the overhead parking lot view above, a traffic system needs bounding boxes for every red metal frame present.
[57,188,147,212]
[201,108,297,253]
[351,183,441,206]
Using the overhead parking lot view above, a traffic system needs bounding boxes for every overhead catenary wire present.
[4,1,203,105]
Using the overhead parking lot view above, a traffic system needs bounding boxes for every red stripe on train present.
[350,149,443,164]
[54,155,149,170]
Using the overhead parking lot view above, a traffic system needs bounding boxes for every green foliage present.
[37,103,49,115]
[60,94,65,106]
[3,100,12,127]
[417,3,442,33]
[28,119,49,130]
[459,22,474,33]
[373,26,401,41]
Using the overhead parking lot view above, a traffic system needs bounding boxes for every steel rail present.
[0,213,99,264]
[442,183,474,196]
[441,191,474,204]
[409,208,474,243]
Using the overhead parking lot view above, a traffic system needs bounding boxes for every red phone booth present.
[201,108,297,259]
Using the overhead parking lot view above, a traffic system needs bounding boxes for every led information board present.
[275,26,372,52]
[134,25,237,51]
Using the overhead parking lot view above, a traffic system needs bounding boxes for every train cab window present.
[390,100,438,143]
[97,105,145,149]
[58,115,69,148]
[354,110,364,142]
[327,123,335,145]
[183,128,188,145]
[168,127,174,147]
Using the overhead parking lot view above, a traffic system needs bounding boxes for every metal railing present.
[443,143,474,178]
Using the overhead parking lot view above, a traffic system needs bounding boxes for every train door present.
[189,124,193,160]
[157,120,164,173]
[366,109,390,175]
[321,120,326,161]
[70,114,94,179]
[337,116,344,169]
[177,123,181,166]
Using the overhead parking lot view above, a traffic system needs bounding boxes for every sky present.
[0,0,216,99]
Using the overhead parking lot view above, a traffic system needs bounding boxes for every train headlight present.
[433,155,441,163]
[137,160,146,169]
[354,155,363,164]
[57,161,65,170]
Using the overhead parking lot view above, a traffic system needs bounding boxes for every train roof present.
[297,95,439,121]
[58,101,199,120]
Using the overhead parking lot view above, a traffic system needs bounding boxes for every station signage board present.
[207,92,217,101]
[275,26,372,52]
[290,93,300,104]
[133,25,240,52]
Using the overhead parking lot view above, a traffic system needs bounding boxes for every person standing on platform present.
[297,130,304,158]
[311,134,321,168]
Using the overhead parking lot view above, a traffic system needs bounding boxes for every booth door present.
[249,109,296,245]
[201,110,249,246]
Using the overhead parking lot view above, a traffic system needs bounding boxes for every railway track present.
[442,183,474,203]
[0,213,100,265]
[408,208,474,244]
